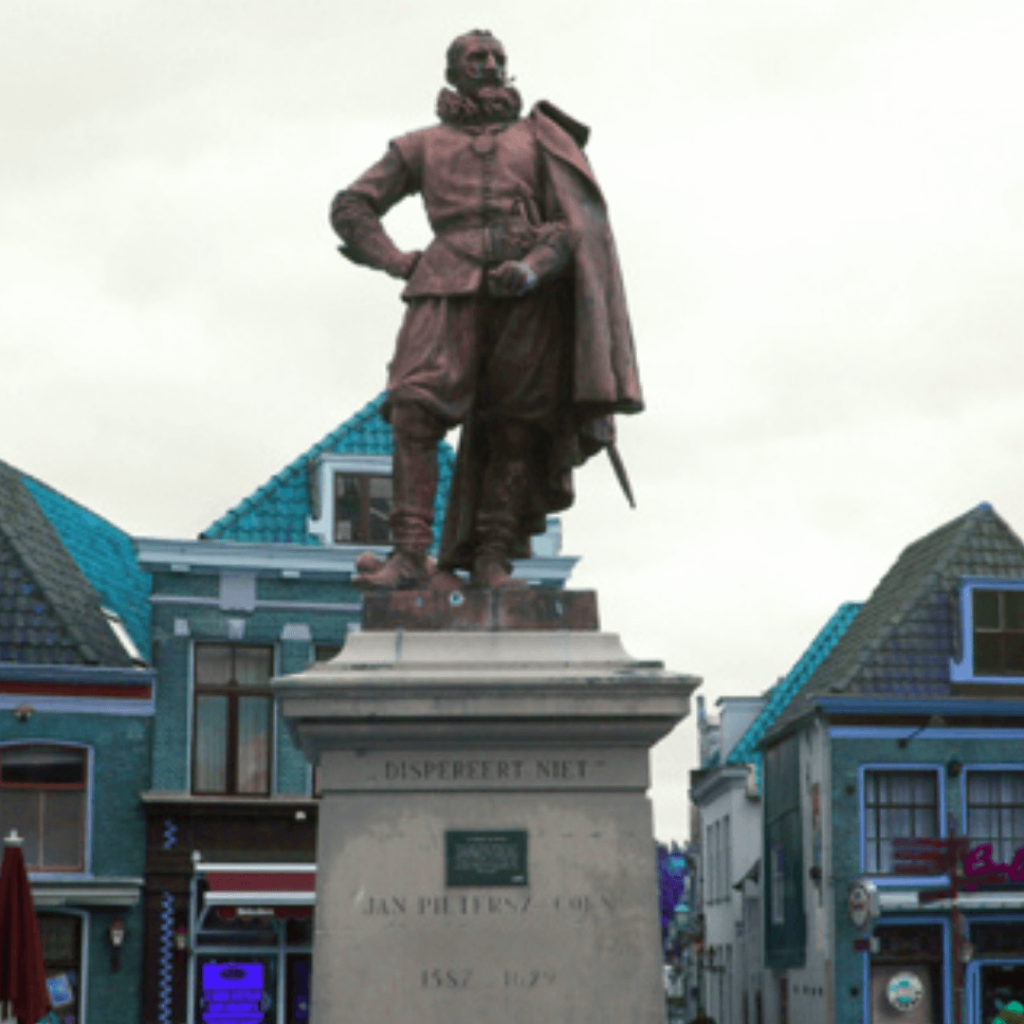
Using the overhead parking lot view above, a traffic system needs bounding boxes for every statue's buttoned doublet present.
[334,117,571,426]
[330,101,642,573]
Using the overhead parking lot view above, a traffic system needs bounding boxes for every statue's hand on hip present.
[487,260,538,298]
[389,250,422,280]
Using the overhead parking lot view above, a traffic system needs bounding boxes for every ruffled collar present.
[436,86,522,127]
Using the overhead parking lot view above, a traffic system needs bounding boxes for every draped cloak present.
[438,101,643,571]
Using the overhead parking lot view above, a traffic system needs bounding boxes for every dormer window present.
[101,607,147,666]
[972,589,1024,676]
[951,579,1024,683]
[333,473,392,544]
[307,454,393,547]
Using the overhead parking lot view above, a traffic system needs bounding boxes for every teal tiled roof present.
[201,394,456,551]
[763,503,1024,744]
[18,470,151,661]
[2,460,150,665]
[729,601,862,794]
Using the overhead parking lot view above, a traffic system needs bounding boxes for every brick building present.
[758,503,1024,1024]
[0,459,154,1024]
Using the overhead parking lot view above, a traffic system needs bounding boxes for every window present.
[194,644,274,795]
[39,914,83,1022]
[723,815,731,898]
[707,820,724,903]
[333,473,392,544]
[705,823,714,904]
[863,770,939,873]
[967,770,1024,864]
[973,589,1024,676]
[307,454,395,548]
[771,845,785,924]
[0,746,86,872]
[102,606,146,665]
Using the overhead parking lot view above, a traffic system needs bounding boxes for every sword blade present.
[606,443,636,509]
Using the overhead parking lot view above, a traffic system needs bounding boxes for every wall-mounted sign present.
[964,843,1024,888]
[847,879,879,929]
[446,830,528,887]
[887,972,925,1012]
[46,974,75,1009]
[896,837,1024,891]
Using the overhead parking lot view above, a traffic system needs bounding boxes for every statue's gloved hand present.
[487,260,538,298]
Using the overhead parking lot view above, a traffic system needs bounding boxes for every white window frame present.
[951,577,1024,683]
[706,822,715,905]
[723,814,731,901]
[307,454,393,547]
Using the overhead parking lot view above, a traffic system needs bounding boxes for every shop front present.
[865,916,949,1024]
[28,878,145,1024]
[188,860,315,1024]
[870,891,1024,1024]
[966,916,1024,1024]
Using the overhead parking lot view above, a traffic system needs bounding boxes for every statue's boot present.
[354,547,429,590]
[471,420,532,589]
[355,402,443,590]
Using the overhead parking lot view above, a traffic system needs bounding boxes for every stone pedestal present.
[274,592,699,1024]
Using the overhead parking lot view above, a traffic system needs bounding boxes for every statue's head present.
[445,30,507,99]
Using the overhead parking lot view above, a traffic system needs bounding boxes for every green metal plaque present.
[445,830,528,887]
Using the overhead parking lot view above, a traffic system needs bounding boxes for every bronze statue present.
[331,29,642,589]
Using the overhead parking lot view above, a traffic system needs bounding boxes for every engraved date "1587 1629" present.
[419,969,557,990]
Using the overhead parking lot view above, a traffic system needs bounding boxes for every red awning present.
[199,863,316,919]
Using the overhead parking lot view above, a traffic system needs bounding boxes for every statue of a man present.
[331,29,642,589]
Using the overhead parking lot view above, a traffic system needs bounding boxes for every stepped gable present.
[729,601,861,793]
[20,471,151,659]
[0,460,138,667]
[201,393,456,550]
[763,503,1024,743]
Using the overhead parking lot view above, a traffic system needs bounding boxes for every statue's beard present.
[436,84,522,126]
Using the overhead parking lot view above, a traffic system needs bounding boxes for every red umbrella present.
[0,831,51,1024]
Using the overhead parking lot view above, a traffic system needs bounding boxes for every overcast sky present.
[3,0,1023,841]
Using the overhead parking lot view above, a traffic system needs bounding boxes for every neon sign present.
[200,962,270,1024]
[895,837,1024,892]
[963,843,1024,888]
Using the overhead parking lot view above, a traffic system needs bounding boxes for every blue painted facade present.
[1,459,155,1024]
[754,504,1024,1024]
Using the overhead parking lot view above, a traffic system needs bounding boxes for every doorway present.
[978,963,1024,1024]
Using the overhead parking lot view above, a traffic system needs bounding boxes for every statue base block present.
[361,587,599,632]
[275,616,699,1024]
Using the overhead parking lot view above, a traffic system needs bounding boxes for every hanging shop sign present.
[200,962,271,1024]
[847,879,880,929]
[887,972,925,1012]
